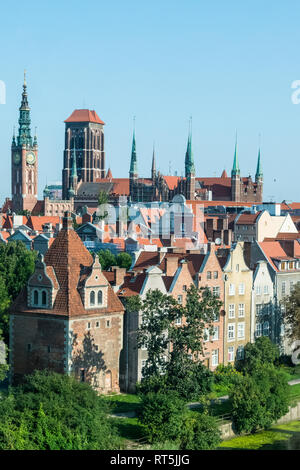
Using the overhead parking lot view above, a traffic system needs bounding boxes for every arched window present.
[90,290,95,306]
[98,290,103,305]
[42,291,47,306]
[33,290,39,305]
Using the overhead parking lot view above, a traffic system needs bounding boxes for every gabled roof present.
[64,109,105,125]
[236,211,262,225]
[27,216,61,232]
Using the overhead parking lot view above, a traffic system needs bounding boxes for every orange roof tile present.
[64,109,105,125]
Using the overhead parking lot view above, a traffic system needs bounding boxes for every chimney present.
[62,211,73,230]
[165,256,179,276]
[112,266,126,286]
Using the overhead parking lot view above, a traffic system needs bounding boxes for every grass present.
[102,393,142,414]
[219,420,300,450]
[289,383,300,404]
[278,365,300,382]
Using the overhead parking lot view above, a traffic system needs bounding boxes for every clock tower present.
[11,72,38,213]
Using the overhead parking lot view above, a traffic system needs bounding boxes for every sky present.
[0,0,300,203]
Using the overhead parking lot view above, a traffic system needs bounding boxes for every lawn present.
[102,393,141,414]
[289,383,300,404]
[219,420,300,450]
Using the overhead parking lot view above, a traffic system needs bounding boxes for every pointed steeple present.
[12,126,16,147]
[151,143,156,180]
[255,147,263,181]
[185,118,195,177]
[33,126,38,147]
[17,70,32,147]
[231,133,240,177]
[129,119,138,177]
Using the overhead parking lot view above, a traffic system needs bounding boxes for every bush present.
[235,337,280,374]
[166,359,214,401]
[138,392,186,443]
[180,412,221,450]
[230,365,289,434]
[214,364,243,389]
[0,370,123,450]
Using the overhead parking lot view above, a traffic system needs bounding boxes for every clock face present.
[14,153,21,165]
[26,152,36,165]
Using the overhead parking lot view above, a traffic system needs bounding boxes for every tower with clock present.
[11,72,38,213]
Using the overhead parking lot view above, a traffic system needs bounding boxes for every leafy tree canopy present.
[282,281,300,343]
[235,336,280,374]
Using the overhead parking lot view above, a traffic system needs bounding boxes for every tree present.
[180,412,221,450]
[230,364,289,434]
[235,336,280,374]
[0,370,123,450]
[97,191,109,220]
[97,249,117,271]
[138,391,186,444]
[282,281,300,343]
[116,252,132,270]
[0,242,37,340]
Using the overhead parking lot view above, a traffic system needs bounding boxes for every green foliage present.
[0,241,37,339]
[0,370,123,450]
[282,281,300,342]
[97,249,117,270]
[214,364,243,394]
[235,336,280,374]
[230,364,289,434]
[138,392,186,443]
[97,191,109,220]
[180,412,221,450]
[116,252,132,270]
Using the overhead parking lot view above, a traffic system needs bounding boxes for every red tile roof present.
[236,212,261,225]
[163,176,182,190]
[117,273,147,297]
[64,109,105,125]
[26,216,61,232]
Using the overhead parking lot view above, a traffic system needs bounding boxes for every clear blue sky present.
[0,0,300,203]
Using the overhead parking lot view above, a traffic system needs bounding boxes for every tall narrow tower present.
[129,126,138,201]
[231,135,240,202]
[62,109,105,199]
[255,146,263,201]
[185,122,195,201]
[11,72,38,213]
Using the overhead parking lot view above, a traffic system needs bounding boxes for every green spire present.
[231,133,240,177]
[129,120,137,176]
[255,147,263,180]
[33,126,38,147]
[17,70,32,147]
[185,118,195,176]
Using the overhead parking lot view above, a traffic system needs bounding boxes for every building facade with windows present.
[218,242,253,365]
[251,260,275,343]
[9,212,124,393]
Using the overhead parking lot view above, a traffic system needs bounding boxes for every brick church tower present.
[62,110,106,199]
[11,72,38,213]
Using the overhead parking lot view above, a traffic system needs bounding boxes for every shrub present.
[180,412,221,450]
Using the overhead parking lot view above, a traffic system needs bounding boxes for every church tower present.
[129,127,138,201]
[11,72,38,213]
[231,135,240,202]
[62,109,105,200]
[185,125,195,201]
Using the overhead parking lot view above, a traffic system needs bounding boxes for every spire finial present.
[24,69,27,88]
[231,131,240,177]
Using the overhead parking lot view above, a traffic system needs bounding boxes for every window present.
[95,345,99,351]
[96,321,100,328]
[183,285,187,292]
[282,282,286,295]
[289,262,294,270]
[238,303,245,317]
[236,345,244,360]
[42,291,47,306]
[238,283,245,295]
[280,262,286,271]
[207,271,212,279]
[33,290,39,305]
[229,304,235,319]
[236,264,239,272]
[264,285,269,295]
[212,349,219,367]
[212,326,219,341]
[256,285,261,295]
[228,324,235,341]
[256,304,263,315]
[106,320,111,328]
[237,322,245,339]
[213,311,220,322]
[47,345,51,353]
[213,271,218,279]
[290,281,294,292]
[87,322,91,329]
[263,321,270,336]
[80,369,85,382]
[204,328,210,342]
[229,284,235,296]
[228,346,234,362]
[90,290,95,306]
[177,295,183,304]
[213,286,220,298]
[256,322,262,337]
[97,290,103,305]
[175,317,182,326]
